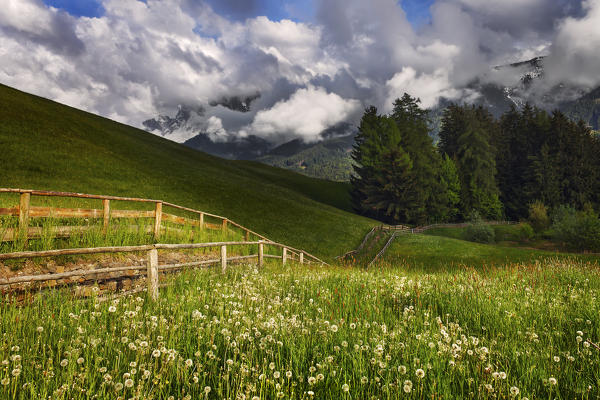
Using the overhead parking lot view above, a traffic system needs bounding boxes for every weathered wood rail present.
[0,188,269,242]
[0,240,325,300]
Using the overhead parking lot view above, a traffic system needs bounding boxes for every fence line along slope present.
[0,83,377,260]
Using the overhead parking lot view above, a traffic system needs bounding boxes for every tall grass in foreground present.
[1,259,599,399]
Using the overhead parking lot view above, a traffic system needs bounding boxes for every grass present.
[0,84,375,260]
[424,223,533,243]
[378,234,600,272]
[2,258,599,399]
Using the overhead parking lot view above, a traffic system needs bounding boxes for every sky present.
[1,0,599,144]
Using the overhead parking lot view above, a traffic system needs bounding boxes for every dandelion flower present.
[185,359,193,368]
[416,369,425,379]
[510,386,520,396]
[553,356,560,362]
[330,325,338,332]
[549,377,557,385]
[125,379,134,388]
[204,386,211,394]
[115,382,123,391]
[361,376,368,384]
[152,350,161,358]
[307,391,314,396]
[36,327,43,333]
[77,358,84,365]
[308,376,316,385]
[1,378,9,386]
[108,306,117,313]
[60,359,68,367]
[286,371,292,379]
[342,383,349,392]
[11,368,21,377]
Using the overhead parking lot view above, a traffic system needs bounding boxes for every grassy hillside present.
[0,84,375,259]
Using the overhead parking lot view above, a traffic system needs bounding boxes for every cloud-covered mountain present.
[2,0,600,150]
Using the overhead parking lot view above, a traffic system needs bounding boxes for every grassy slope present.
[380,234,600,271]
[0,84,375,259]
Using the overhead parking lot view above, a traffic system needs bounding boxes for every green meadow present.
[1,84,600,398]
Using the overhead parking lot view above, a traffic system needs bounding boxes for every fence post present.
[147,248,159,301]
[222,218,228,232]
[299,252,304,264]
[199,212,204,230]
[154,202,163,240]
[102,199,110,234]
[244,229,250,241]
[221,245,227,273]
[282,247,287,266]
[18,192,30,241]
[258,240,264,267]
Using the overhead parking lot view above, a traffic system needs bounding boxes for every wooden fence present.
[0,240,324,300]
[0,188,270,242]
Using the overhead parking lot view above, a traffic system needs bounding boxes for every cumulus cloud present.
[385,67,463,110]
[247,86,361,143]
[0,0,596,145]
[545,0,600,88]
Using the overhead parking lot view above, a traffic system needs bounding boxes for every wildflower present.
[115,382,123,391]
[553,356,560,362]
[308,376,316,385]
[403,384,412,393]
[499,372,507,379]
[361,376,368,384]
[125,379,134,388]
[185,359,193,368]
[204,386,211,394]
[152,350,161,358]
[108,306,117,313]
[103,373,112,382]
[286,371,292,379]
[510,386,520,396]
[416,369,425,379]
[330,325,338,332]
[1,378,9,386]
[11,368,21,377]
[36,326,43,333]
[307,391,314,396]
[274,371,280,379]
[549,377,557,385]
[398,365,407,374]
[350,323,356,329]
[60,359,68,367]
[77,358,84,365]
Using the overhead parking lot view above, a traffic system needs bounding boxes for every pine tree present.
[457,111,503,219]
[438,155,461,221]
[391,94,444,224]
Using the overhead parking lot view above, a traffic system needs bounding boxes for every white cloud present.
[385,67,462,109]
[545,0,600,87]
[248,86,360,142]
[0,0,595,145]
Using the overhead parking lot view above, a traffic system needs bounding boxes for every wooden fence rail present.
[0,240,326,300]
[0,188,271,243]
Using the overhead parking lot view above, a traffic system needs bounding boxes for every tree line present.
[351,94,600,225]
